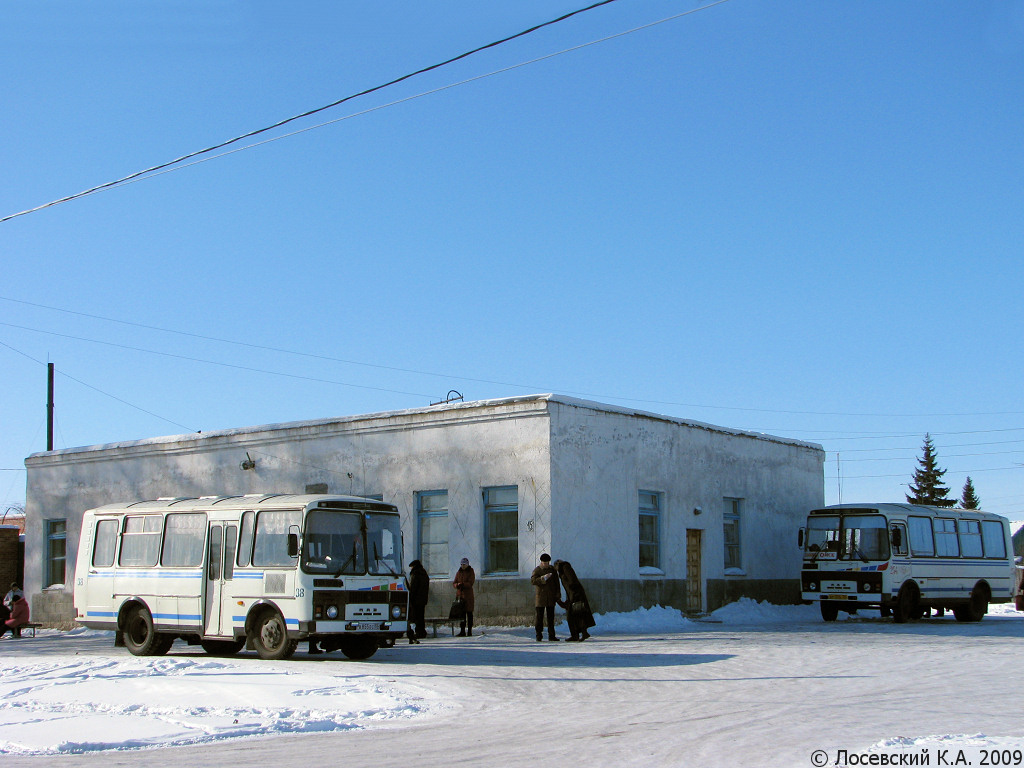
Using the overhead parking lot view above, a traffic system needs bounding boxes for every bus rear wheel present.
[250,611,298,660]
[820,602,839,622]
[124,606,173,656]
[339,636,378,660]
[953,585,989,623]
[893,583,920,624]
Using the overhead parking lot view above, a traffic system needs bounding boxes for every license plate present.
[355,622,379,631]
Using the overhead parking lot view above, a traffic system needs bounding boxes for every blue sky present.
[2,1,1023,523]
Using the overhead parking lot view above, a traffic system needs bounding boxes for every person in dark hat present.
[530,553,561,641]
[407,559,429,643]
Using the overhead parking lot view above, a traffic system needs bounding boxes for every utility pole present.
[47,362,54,451]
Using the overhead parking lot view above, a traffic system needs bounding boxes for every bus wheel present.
[201,639,245,657]
[820,602,839,622]
[124,605,169,656]
[954,585,989,623]
[893,583,920,624]
[251,611,298,660]
[339,636,378,660]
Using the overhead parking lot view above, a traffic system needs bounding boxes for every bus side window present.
[890,524,908,556]
[908,516,935,557]
[92,519,118,567]
[981,520,1007,558]
[237,511,254,567]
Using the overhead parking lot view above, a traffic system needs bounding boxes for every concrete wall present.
[25,397,553,624]
[24,395,824,624]
[547,399,824,613]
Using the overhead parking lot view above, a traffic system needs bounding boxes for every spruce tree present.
[905,433,956,507]
[960,476,980,510]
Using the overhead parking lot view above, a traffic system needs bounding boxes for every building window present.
[639,491,661,569]
[416,490,449,576]
[45,519,67,587]
[723,498,742,570]
[484,486,518,574]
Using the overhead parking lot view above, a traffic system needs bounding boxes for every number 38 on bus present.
[798,503,1020,623]
[74,494,409,660]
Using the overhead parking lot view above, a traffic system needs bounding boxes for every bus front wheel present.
[339,636,378,660]
[893,583,920,624]
[124,605,173,656]
[250,611,298,660]
[820,602,839,622]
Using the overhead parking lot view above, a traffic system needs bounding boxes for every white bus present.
[74,494,409,660]
[799,503,1018,623]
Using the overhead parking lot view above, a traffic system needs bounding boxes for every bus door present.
[205,522,238,637]
[889,520,910,585]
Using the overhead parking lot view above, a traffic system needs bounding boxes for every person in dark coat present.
[453,558,476,636]
[554,560,595,641]
[0,594,30,639]
[407,560,429,643]
[530,553,561,641]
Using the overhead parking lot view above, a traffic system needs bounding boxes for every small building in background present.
[24,394,824,625]
[0,507,26,596]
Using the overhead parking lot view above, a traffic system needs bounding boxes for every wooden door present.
[686,529,702,614]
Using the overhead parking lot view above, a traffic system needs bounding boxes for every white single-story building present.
[24,394,824,624]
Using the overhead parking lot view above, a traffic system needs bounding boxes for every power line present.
[2,0,737,224]
[0,323,436,400]
[0,339,198,434]
[6,299,1024,422]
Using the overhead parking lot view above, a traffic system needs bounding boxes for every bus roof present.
[808,502,1008,523]
[85,494,399,515]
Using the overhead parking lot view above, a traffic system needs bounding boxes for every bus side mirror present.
[287,527,300,558]
[797,528,805,548]
[890,527,902,548]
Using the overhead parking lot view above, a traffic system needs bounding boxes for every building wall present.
[24,395,824,625]
[547,399,824,613]
[25,397,554,624]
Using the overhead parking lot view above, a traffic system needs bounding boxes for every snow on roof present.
[25,393,822,464]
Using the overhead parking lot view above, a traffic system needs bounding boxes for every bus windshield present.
[303,510,365,575]
[366,514,402,576]
[805,514,890,562]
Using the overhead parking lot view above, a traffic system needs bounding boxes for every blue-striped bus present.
[74,494,408,659]
[799,503,1017,623]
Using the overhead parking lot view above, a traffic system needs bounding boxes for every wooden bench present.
[425,617,460,638]
[17,622,42,638]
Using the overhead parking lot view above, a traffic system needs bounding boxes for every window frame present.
[416,490,450,577]
[44,518,68,586]
[639,490,662,570]
[483,485,519,575]
[723,497,743,571]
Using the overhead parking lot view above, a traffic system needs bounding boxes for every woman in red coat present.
[1,594,29,638]
[453,558,476,636]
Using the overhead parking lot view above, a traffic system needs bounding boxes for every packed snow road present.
[1,602,1022,768]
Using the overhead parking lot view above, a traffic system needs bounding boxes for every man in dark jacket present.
[530,553,561,641]
[407,560,429,642]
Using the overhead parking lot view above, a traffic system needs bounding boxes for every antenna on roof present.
[430,390,464,406]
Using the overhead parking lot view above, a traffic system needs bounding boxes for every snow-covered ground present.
[2,601,1022,767]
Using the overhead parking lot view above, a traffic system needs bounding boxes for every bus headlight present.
[391,605,402,619]
[808,582,817,591]
[326,605,339,620]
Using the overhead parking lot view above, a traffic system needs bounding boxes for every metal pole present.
[47,362,54,452]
